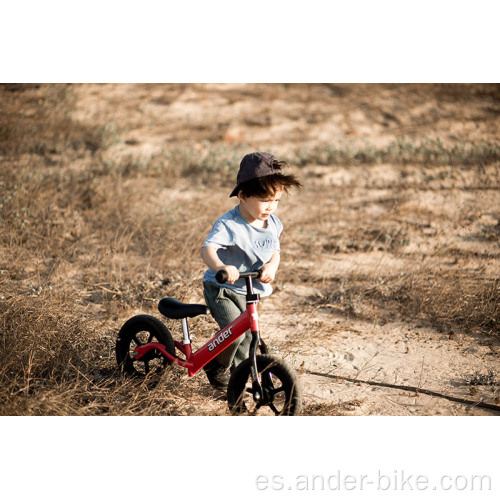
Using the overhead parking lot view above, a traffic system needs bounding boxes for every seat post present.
[181,318,191,345]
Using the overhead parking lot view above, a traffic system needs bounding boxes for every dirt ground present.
[1,83,499,415]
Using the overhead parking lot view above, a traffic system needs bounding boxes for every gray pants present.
[203,281,252,369]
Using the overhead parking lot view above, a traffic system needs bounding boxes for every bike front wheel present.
[227,355,302,416]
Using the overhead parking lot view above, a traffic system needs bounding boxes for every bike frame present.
[132,279,260,377]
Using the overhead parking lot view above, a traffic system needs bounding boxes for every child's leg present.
[203,282,250,369]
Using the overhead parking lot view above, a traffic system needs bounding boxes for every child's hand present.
[217,265,240,284]
[259,263,277,284]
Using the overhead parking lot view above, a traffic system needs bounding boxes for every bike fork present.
[249,330,263,402]
[245,276,266,404]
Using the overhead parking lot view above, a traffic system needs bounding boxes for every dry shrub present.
[390,272,499,333]
[292,139,500,168]
[0,291,103,415]
[313,266,499,336]
[1,293,97,381]
[303,400,363,415]
[0,292,226,416]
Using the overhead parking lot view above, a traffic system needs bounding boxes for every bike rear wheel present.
[116,315,175,377]
[227,355,302,416]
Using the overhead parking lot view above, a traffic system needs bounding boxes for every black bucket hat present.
[229,152,282,197]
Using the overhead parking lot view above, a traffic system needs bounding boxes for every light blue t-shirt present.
[202,206,283,297]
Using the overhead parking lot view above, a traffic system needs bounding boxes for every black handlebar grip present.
[215,270,229,284]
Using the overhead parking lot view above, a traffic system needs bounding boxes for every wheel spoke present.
[268,402,280,415]
[147,333,153,343]
[132,335,142,346]
[270,385,285,395]
[262,374,284,396]
[144,361,150,374]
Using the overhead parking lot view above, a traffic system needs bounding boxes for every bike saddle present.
[158,297,209,319]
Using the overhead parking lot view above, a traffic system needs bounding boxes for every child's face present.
[238,189,283,224]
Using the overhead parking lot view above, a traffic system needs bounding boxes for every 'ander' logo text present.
[208,326,234,352]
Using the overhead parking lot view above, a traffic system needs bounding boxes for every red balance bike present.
[116,270,302,415]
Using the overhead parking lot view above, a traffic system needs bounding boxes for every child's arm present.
[259,250,280,284]
[200,246,240,284]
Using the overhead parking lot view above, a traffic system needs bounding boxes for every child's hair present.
[238,161,302,198]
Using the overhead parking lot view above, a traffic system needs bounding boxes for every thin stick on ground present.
[306,370,500,413]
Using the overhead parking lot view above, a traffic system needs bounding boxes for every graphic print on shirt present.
[253,238,280,251]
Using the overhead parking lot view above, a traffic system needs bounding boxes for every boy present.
[201,152,302,389]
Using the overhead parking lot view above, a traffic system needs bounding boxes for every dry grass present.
[0,84,116,157]
[302,400,364,416]
[1,83,499,415]
[292,139,500,168]
[310,270,499,335]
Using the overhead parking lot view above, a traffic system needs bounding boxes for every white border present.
[2,417,498,499]
[2,1,499,82]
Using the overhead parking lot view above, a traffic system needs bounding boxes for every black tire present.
[227,355,302,415]
[116,315,175,377]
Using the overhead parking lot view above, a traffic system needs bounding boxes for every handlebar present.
[215,269,262,284]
